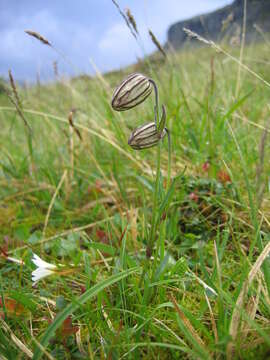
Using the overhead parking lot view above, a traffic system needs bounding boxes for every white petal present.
[32,254,56,270]
[7,256,25,265]
[32,268,54,282]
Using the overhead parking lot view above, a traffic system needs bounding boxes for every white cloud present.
[98,22,140,70]
[0,8,95,80]
[99,22,137,53]
[0,10,59,63]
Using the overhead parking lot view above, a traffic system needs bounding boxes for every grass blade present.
[33,267,139,360]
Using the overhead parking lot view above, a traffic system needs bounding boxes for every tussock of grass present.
[0,34,270,359]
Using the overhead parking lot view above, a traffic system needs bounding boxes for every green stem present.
[166,128,172,192]
[147,141,161,258]
[153,129,171,273]
[149,79,159,128]
[147,79,161,259]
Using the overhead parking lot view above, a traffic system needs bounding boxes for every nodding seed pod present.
[111,73,152,111]
[128,122,167,150]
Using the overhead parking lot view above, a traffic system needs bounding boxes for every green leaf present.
[33,267,139,360]
[158,171,184,217]
[158,179,175,217]
[88,241,116,256]
[154,253,171,280]
[221,90,254,122]
[157,104,166,134]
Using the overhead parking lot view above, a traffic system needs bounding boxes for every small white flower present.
[31,254,57,283]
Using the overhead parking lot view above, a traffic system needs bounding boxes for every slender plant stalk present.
[153,130,171,273]
[147,80,161,259]
[138,79,162,289]
[235,0,247,98]
[150,79,160,128]
[153,129,172,275]
[7,70,34,175]
[166,129,172,192]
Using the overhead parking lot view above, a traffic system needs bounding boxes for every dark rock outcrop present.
[167,0,270,49]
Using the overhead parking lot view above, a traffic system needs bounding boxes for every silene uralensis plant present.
[112,73,171,283]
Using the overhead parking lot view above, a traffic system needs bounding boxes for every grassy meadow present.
[0,31,270,359]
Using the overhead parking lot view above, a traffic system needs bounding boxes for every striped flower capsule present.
[128,122,167,150]
[111,73,152,111]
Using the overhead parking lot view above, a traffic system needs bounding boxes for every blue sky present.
[0,0,233,82]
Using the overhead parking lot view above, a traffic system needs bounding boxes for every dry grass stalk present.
[214,240,221,286]
[89,58,111,92]
[241,279,262,334]
[152,317,187,346]
[209,55,215,95]
[25,29,80,73]
[76,325,87,356]
[68,110,82,141]
[24,30,51,46]
[169,293,206,349]
[148,30,167,58]
[125,8,138,35]
[235,0,247,98]
[69,122,74,180]
[256,122,268,209]
[7,69,32,133]
[1,319,33,358]
[111,0,137,39]
[226,241,270,359]
[183,27,214,46]
[128,207,138,250]
[183,27,270,89]
[221,12,234,32]
[8,69,22,109]
[5,90,31,132]
[53,61,58,78]
[68,111,80,182]
[42,170,67,238]
[101,305,115,332]
[1,106,150,173]
[204,292,218,344]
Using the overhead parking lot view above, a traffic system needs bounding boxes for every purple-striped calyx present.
[111,73,152,111]
[128,122,167,150]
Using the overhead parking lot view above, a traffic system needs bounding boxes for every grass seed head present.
[125,8,138,35]
[112,73,152,111]
[25,30,51,46]
[148,29,167,58]
[8,69,21,109]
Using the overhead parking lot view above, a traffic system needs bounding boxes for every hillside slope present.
[168,0,270,48]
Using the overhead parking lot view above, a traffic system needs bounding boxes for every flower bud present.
[111,73,152,111]
[128,122,167,150]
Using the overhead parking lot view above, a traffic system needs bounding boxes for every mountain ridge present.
[167,0,270,49]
